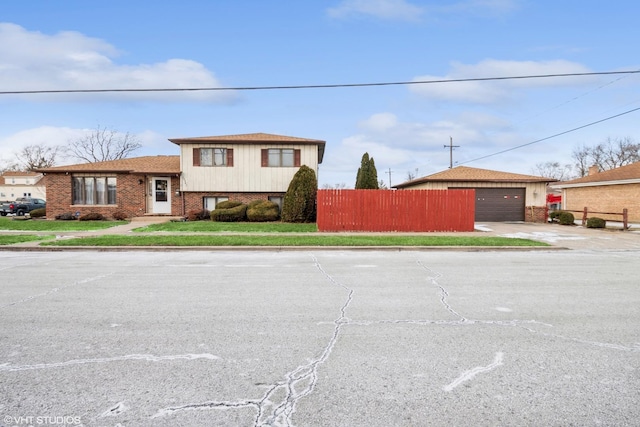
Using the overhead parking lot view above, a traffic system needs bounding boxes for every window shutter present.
[227,149,234,166]
[261,149,268,167]
[193,148,201,166]
[294,149,301,167]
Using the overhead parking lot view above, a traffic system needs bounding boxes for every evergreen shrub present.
[586,217,606,228]
[211,202,247,222]
[30,208,46,218]
[247,200,280,222]
[79,212,106,221]
[281,165,317,223]
[558,211,575,225]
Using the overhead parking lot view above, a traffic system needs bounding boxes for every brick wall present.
[45,173,147,219]
[524,205,547,223]
[563,184,639,222]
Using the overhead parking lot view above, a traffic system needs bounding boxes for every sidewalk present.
[2,219,639,251]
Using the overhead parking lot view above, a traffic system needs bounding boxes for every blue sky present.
[1,0,639,187]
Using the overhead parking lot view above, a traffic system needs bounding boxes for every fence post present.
[582,207,588,226]
[623,208,628,231]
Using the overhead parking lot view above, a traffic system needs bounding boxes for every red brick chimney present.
[588,165,599,175]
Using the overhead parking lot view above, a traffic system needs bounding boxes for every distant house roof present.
[37,156,181,175]
[394,166,554,189]
[553,161,640,188]
[169,132,326,162]
[0,171,43,177]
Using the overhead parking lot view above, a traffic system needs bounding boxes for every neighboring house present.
[39,133,325,219]
[393,166,554,222]
[0,171,46,201]
[551,162,640,223]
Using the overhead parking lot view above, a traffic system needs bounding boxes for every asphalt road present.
[1,248,638,426]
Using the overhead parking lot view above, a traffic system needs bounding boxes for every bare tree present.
[321,182,348,189]
[64,126,142,163]
[530,161,574,181]
[572,137,640,177]
[15,144,60,171]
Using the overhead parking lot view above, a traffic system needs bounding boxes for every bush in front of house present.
[79,212,106,221]
[281,165,317,223]
[55,212,77,220]
[30,208,46,218]
[586,217,606,228]
[111,210,129,221]
[186,209,210,221]
[548,210,561,222]
[211,201,247,222]
[558,211,575,225]
[246,200,280,222]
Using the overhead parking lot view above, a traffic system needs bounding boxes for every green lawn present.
[133,221,318,233]
[0,217,127,231]
[0,235,55,245]
[42,234,548,247]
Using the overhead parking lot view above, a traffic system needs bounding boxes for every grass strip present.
[0,218,127,231]
[42,235,548,247]
[0,235,55,245]
[133,221,318,233]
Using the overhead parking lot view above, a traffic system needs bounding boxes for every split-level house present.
[39,133,326,219]
[0,171,46,201]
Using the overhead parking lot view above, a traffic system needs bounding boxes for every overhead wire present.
[1,70,639,95]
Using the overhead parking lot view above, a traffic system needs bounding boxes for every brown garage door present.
[473,188,525,222]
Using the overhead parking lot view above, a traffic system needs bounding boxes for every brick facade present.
[563,184,640,222]
[524,205,547,223]
[45,173,180,220]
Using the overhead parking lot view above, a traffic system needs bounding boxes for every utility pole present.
[444,136,460,169]
[387,168,393,187]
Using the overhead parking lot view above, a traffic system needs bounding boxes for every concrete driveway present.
[1,248,638,426]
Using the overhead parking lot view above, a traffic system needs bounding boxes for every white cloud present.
[327,0,424,21]
[0,23,236,103]
[410,59,594,103]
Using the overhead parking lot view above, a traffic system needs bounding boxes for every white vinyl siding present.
[180,143,320,192]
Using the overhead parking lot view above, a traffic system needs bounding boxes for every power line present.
[1,70,639,95]
[458,105,640,165]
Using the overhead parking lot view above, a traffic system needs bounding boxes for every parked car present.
[0,197,46,216]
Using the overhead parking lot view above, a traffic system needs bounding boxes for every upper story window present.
[261,149,301,167]
[193,148,233,167]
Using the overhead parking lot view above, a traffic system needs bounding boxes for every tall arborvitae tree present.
[355,152,379,189]
[281,165,318,223]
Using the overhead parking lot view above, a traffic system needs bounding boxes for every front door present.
[152,177,171,214]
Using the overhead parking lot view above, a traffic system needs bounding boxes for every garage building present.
[393,166,554,222]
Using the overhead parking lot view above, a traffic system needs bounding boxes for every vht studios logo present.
[3,415,82,426]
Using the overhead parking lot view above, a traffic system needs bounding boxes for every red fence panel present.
[317,189,475,232]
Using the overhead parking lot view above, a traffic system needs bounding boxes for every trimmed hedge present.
[211,202,247,222]
[79,212,106,221]
[30,208,46,218]
[586,217,606,228]
[247,200,280,222]
[558,211,575,225]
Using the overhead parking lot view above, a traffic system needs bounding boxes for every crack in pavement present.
[0,273,112,309]
[152,254,354,426]
[148,255,639,424]
[0,353,218,372]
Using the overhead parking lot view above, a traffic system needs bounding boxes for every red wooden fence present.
[317,189,475,232]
